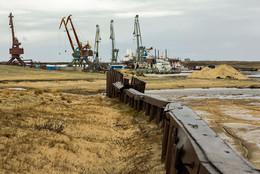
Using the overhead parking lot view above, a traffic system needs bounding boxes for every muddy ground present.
[146,88,260,169]
[187,98,259,169]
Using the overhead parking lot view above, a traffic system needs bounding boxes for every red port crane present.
[7,13,25,66]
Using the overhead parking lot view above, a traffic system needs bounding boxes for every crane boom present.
[59,17,74,51]
[9,13,16,45]
[66,15,82,51]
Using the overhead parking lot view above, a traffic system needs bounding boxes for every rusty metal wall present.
[130,76,146,93]
[106,70,260,174]
[106,70,123,98]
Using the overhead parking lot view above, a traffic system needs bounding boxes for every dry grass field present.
[0,89,164,173]
[0,65,105,81]
[1,65,259,94]
[1,65,260,173]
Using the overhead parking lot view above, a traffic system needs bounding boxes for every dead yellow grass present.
[0,65,259,172]
[0,80,107,94]
[1,65,260,93]
[0,89,164,173]
[0,65,106,81]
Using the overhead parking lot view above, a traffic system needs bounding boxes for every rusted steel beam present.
[156,107,164,123]
[122,78,129,85]
[136,100,143,112]
[124,94,128,104]
[149,105,157,121]
[106,70,123,98]
[113,81,124,90]
[125,88,144,98]
[161,116,170,162]
[131,76,146,93]
[142,95,170,108]
[130,97,134,107]
[145,103,151,115]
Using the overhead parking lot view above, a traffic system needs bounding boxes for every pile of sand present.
[188,64,249,80]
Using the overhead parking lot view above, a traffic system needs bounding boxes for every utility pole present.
[110,20,119,63]
[7,13,25,66]
[94,24,101,64]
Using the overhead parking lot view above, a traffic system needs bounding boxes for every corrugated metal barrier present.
[106,70,260,174]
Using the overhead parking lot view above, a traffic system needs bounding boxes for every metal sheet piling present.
[106,70,260,174]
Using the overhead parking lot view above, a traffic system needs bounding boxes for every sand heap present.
[188,64,249,80]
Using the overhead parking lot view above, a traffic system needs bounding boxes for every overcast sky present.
[0,0,260,62]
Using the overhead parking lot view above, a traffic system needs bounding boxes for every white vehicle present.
[154,60,172,73]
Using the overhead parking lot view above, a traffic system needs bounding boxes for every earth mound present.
[188,64,249,80]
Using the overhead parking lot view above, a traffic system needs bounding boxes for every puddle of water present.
[146,88,260,100]
[221,108,260,121]
[248,103,260,106]
[242,71,260,81]
[218,94,260,100]
[195,110,213,116]
[247,75,260,78]
[222,123,260,145]
[8,88,26,91]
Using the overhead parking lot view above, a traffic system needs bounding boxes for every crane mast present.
[110,20,119,63]
[94,24,101,64]
[7,13,25,66]
[133,15,145,69]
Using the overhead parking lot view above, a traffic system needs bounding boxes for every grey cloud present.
[1,0,260,62]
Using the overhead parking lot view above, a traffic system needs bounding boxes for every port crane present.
[7,13,25,66]
[94,24,101,65]
[133,15,146,69]
[110,20,119,63]
[59,15,93,66]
